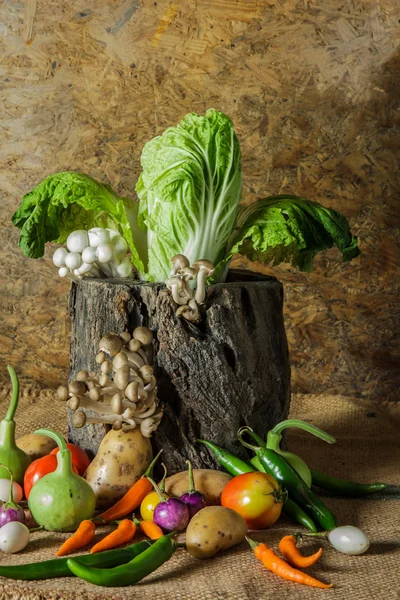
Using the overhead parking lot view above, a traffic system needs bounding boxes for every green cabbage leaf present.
[226,195,360,271]
[12,172,146,272]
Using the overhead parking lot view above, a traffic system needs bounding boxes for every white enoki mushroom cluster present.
[57,326,163,437]
[165,255,215,322]
[52,228,133,280]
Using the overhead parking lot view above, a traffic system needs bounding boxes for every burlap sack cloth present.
[0,386,398,600]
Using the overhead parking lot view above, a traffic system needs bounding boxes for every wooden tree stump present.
[68,270,291,473]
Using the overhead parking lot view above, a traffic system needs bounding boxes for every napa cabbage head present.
[136,108,242,282]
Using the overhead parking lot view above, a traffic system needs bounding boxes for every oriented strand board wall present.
[0,0,399,402]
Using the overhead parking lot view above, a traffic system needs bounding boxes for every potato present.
[84,428,152,508]
[16,433,57,461]
[164,469,232,505]
[186,506,247,559]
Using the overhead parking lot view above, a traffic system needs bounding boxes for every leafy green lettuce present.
[12,172,146,272]
[227,195,360,272]
[136,108,242,282]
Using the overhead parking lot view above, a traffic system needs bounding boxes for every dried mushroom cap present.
[95,351,106,364]
[139,364,154,380]
[89,387,101,402]
[114,365,130,390]
[67,396,81,411]
[56,385,69,401]
[69,380,87,395]
[99,333,123,357]
[133,326,153,346]
[76,370,89,382]
[72,410,86,428]
[119,332,131,344]
[170,254,190,274]
[192,259,215,273]
[128,339,142,352]
[100,360,112,374]
[113,352,129,370]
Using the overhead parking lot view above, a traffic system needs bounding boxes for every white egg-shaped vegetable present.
[58,267,69,278]
[52,247,68,267]
[66,230,89,253]
[0,522,30,553]
[96,243,114,264]
[88,228,110,247]
[117,261,132,278]
[328,526,370,555]
[110,235,128,260]
[81,246,97,264]
[0,479,23,504]
[65,252,82,270]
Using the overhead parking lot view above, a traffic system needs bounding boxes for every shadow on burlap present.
[0,387,399,600]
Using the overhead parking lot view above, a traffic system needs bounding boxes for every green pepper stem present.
[237,426,262,452]
[5,366,20,422]
[159,463,167,493]
[34,428,73,475]
[245,536,259,551]
[143,449,163,478]
[0,463,14,503]
[270,420,336,444]
[145,476,168,502]
[185,460,196,494]
[34,428,68,452]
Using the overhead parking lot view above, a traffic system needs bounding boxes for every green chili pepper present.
[0,367,31,485]
[197,438,317,532]
[197,439,255,476]
[310,469,387,497]
[67,535,176,587]
[266,420,336,487]
[238,426,337,531]
[282,498,318,533]
[0,539,154,581]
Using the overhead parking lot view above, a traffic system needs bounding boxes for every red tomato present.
[221,472,284,530]
[24,455,79,499]
[50,443,91,475]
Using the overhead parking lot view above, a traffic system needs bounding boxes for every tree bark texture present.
[68,270,291,473]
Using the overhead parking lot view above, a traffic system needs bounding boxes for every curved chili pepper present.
[0,539,154,580]
[238,427,337,531]
[67,535,176,587]
[247,537,332,589]
[278,534,323,568]
[310,469,387,497]
[197,439,317,532]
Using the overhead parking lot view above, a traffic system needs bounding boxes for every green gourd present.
[0,367,31,485]
[28,428,95,532]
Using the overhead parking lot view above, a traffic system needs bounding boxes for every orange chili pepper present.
[90,520,137,554]
[246,537,333,589]
[56,520,96,557]
[278,535,323,568]
[96,450,162,523]
[134,517,164,540]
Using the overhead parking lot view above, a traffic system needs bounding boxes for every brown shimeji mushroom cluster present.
[57,326,163,437]
[165,254,215,322]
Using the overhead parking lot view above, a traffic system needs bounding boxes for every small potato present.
[16,434,57,461]
[164,469,232,506]
[85,428,152,508]
[186,506,247,559]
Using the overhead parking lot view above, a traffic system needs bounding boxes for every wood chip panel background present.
[0,0,399,404]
